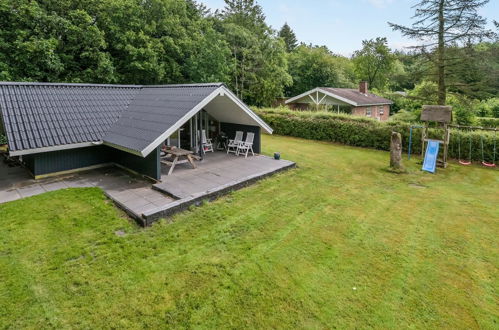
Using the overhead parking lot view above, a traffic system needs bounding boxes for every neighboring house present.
[0,82,272,180]
[285,82,393,121]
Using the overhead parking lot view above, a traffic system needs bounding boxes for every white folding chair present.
[200,130,213,154]
[236,132,255,158]
[227,131,243,154]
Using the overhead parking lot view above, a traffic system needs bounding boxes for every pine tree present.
[278,23,298,52]
[219,0,291,105]
[389,0,493,105]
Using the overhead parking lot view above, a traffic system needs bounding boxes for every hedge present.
[0,134,7,145]
[476,117,499,128]
[255,109,497,163]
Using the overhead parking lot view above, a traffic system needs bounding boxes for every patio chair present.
[227,131,243,154]
[200,130,213,154]
[236,132,255,158]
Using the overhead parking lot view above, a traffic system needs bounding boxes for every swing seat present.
[459,160,472,166]
[481,161,496,167]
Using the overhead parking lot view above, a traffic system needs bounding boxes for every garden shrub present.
[0,134,7,145]
[255,108,497,162]
[476,98,499,118]
[476,117,499,128]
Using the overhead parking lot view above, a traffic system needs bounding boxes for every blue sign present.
[422,140,440,173]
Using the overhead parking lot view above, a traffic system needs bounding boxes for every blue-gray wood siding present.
[23,145,161,180]
[25,146,112,176]
[221,123,261,153]
[113,147,160,180]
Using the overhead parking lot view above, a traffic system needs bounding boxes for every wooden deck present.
[144,152,295,224]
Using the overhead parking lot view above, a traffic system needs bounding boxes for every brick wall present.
[352,104,390,121]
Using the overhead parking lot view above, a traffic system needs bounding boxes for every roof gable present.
[103,84,222,156]
[285,87,392,106]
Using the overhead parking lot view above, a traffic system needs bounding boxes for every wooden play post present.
[390,131,404,170]
[420,105,452,168]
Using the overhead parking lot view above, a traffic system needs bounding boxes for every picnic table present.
[161,148,197,175]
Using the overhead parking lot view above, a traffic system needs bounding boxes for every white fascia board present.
[285,88,322,104]
[103,141,143,157]
[356,103,393,107]
[221,87,273,134]
[286,88,358,107]
[139,87,224,157]
[9,142,98,156]
[317,88,358,106]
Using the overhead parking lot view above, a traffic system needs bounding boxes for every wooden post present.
[442,123,450,168]
[420,105,452,168]
[390,131,404,171]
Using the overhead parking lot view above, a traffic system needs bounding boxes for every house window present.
[379,106,384,115]
[366,108,372,116]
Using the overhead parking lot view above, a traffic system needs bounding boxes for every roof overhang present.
[355,103,393,106]
[9,142,101,157]
[104,86,273,158]
[285,87,357,106]
[285,87,393,107]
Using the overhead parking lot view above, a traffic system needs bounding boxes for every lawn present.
[0,135,498,329]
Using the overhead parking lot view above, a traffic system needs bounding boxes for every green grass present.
[1,135,498,329]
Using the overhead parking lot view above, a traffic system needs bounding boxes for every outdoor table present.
[161,148,197,175]
[216,135,228,151]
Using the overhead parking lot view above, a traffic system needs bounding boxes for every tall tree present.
[221,0,267,33]
[287,45,355,96]
[0,0,115,82]
[352,37,394,89]
[389,0,493,105]
[278,23,298,52]
[218,0,291,106]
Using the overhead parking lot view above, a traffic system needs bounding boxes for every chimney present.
[359,81,368,94]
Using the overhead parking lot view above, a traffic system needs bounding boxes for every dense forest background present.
[0,0,498,122]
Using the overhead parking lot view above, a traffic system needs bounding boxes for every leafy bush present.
[448,94,478,125]
[0,134,7,145]
[476,98,499,118]
[476,117,499,128]
[388,109,418,123]
[256,108,497,162]
[380,81,480,125]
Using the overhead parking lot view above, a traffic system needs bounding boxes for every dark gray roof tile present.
[0,83,141,151]
[320,87,392,106]
[0,82,225,155]
[102,85,222,154]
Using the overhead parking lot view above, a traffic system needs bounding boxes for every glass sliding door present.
[168,130,180,148]
[189,110,220,153]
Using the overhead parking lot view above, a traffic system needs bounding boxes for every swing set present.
[406,105,497,169]
[452,124,497,168]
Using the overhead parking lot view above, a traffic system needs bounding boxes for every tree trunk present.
[437,0,446,105]
[390,131,404,170]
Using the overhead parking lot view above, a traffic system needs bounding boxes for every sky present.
[200,0,499,56]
